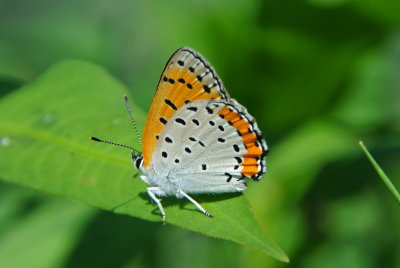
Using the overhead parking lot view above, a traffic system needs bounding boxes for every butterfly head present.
[132,151,144,172]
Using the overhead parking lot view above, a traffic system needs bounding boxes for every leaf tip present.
[281,254,290,263]
[272,248,290,263]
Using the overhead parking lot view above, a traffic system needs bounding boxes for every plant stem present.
[359,141,400,206]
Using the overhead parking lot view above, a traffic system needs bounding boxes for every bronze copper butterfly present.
[90,47,268,223]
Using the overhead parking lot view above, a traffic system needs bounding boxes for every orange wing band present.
[218,106,265,178]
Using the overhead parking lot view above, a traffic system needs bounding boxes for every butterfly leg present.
[177,190,213,218]
[146,187,167,224]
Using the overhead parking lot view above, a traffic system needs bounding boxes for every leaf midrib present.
[0,123,131,167]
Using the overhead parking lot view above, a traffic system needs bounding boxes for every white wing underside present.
[144,100,248,195]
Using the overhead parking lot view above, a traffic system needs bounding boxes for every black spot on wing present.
[164,99,177,110]
[175,118,186,125]
[192,119,200,126]
[233,144,240,152]
[225,172,233,182]
[187,107,198,112]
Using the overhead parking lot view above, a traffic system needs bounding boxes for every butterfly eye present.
[134,155,143,170]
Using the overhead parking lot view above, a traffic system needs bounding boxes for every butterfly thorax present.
[131,151,179,196]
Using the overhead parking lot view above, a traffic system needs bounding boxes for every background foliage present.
[0,0,399,267]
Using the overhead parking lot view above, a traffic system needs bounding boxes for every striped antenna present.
[124,95,142,147]
[88,136,141,155]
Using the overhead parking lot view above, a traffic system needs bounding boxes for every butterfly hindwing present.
[150,100,268,194]
[142,47,229,167]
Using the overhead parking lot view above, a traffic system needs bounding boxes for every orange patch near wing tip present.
[218,106,231,114]
[242,157,257,165]
[245,146,262,156]
[242,133,258,144]
[218,107,265,178]
[224,112,241,122]
[241,165,259,177]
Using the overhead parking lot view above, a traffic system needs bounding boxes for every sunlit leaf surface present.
[0,60,288,262]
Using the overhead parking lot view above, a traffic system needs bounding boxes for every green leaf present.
[0,60,288,262]
[0,198,96,268]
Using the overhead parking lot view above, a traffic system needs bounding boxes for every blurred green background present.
[1,0,399,267]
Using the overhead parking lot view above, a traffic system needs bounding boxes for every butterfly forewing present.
[142,47,229,167]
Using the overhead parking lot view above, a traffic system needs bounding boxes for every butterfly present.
[90,47,268,223]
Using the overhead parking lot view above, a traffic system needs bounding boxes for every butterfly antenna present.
[88,136,141,155]
[124,95,142,147]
